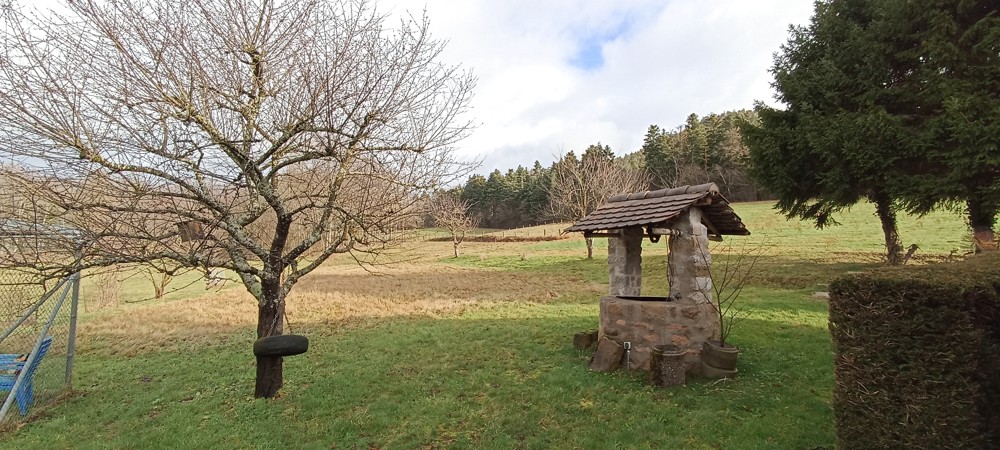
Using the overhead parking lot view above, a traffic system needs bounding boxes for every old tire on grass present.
[253,335,309,357]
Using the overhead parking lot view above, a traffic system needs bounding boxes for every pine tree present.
[742,0,912,264]
[883,0,1000,249]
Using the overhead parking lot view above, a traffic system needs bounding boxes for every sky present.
[381,0,816,174]
[27,0,817,175]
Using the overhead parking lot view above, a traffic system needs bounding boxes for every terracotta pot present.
[701,361,738,379]
[702,340,738,370]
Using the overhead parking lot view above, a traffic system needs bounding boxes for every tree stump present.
[588,337,624,372]
[573,330,598,350]
[649,344,687,388]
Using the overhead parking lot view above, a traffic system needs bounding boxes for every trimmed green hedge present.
[829,253,1000,449]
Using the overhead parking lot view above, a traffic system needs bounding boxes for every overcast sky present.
[30,0,816,175]
[382,0,816,174]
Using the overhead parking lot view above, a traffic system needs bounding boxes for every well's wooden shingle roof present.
[565,183,750,236]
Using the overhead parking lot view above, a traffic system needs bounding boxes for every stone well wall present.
[598,296,719,371]
[597,207,720,373]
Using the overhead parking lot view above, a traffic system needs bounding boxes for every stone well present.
[565,183,749,375]
[598,208,719,372]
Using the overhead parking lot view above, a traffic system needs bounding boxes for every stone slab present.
[588,337,624,372]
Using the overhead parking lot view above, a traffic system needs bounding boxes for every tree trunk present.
[872,193,903,265]
[254,294,285,398]
[586,237,594,259]
[453,234,460,258]
[968,198,998,253]
[153,272,172,299]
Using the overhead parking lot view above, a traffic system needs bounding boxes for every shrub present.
[829,253,1000,449]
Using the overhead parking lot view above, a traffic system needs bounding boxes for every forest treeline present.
[446,109,764,229]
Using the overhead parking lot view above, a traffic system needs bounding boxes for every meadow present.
[0,201,975,449]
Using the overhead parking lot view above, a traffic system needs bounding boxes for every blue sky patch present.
[569,14,638,70]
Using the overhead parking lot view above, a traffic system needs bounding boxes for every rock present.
[670,335,690,348]
[573,330,598,350]
[588,337,624,372]
[680,305,701,320]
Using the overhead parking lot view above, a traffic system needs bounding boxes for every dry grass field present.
[76,200,973,350]
[77,260,601,357]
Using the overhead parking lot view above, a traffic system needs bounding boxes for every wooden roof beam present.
[583,230,623,238]
[700,212,725,242]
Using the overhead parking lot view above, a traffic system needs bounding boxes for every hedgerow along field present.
[1,201,975,448]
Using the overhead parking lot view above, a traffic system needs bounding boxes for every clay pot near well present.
[650,344,688,388]
[701,340,738,378]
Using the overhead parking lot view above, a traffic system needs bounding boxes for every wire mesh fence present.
[396,226,571,242]
[0,270,78,425]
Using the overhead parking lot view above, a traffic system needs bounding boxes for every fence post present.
[65,272,80,388]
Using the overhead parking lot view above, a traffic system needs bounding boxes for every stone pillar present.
[668,208,712,305]
[608,226,643,296]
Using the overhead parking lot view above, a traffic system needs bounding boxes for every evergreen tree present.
[458,163,552,229]
[681,113,710,169]
[882,0,1000,249]
[581,142,615,163]
[642,110,759,199]
[642,125,676,189]
[521,161,552,224]
[742,0,919,264]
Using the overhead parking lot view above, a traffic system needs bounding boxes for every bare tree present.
[141,258,197,300]
[0,167,82,268]
[0,0,474,398]
[697,238,768,348]
[549,147,648,258]
[429,192,480,258]
[94,267,123,310]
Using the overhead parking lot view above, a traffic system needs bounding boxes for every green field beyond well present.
[1,202,977,449]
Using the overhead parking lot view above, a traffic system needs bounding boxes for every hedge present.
[829,253,1000,449]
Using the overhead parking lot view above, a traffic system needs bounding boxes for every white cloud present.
[28,0,814,173]
[387,0,814,173]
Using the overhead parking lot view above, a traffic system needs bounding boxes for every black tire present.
[253,335,309,357]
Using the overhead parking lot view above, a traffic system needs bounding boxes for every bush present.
[829,253,1000,449]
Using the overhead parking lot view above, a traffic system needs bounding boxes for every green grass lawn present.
[0,201,980,448]
[6,296,831,449]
